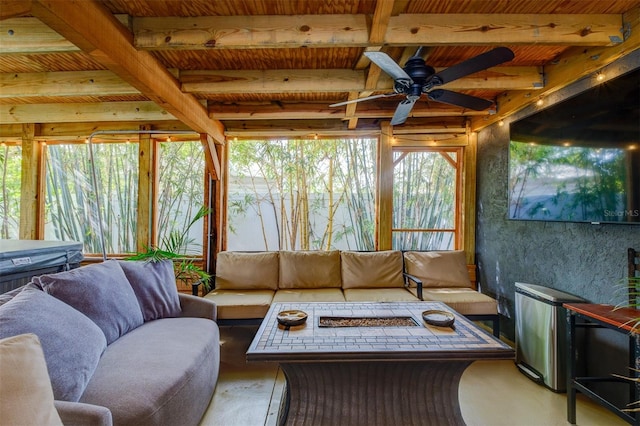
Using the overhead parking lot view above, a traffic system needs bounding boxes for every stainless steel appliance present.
[515,282,586,392]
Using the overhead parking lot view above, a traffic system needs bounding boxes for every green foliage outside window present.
[45,143,139,254]
[228,138,377,251]
[0,145,21,239]
[157,141,206,255]
[392,150,457,250]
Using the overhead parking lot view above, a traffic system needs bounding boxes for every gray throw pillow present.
[35,260,144,344]
[0,284,30,307]
[119,260,182,321]
[0,286,107,402]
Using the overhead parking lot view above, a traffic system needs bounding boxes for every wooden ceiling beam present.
[134,14,369,50]
[0,15,130,53]
[0,66,541,99]
[181,69,364,93]
[2,12,621,54]
[471,6,640,131]
[0,70,139,98]
[133,13,621,50]
[207,101,488,120]
[0,1,32,20]
[182,66,541,93]
[0,101,174,124]
[0,120,194,141]
[29,0,225,147]
[346,0,395,130]
[386,14,622,46]
[0,99,489,125]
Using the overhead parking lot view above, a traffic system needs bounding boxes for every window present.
[157,141,206,255]
[227,138,377,251]
[392,148,460,250]
[44,142,139,254]
[0,143,21,239]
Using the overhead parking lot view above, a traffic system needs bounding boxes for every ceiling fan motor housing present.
[403,57,435,97]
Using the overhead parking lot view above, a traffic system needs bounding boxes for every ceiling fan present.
[330,46,515,125]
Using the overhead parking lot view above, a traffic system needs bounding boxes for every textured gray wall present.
[475,52,639,404]
[477,123,636,332]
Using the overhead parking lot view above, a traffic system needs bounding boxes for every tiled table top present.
[246,302,514,362]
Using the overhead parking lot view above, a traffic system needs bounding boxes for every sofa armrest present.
[403,273,423,301]
[179,293,217,321]
[54,400,112,426]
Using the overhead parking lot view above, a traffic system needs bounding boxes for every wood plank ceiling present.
[0,0,639,144]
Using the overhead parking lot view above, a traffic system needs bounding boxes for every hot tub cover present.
[0,240,83,278]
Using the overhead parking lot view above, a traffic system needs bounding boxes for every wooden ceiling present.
[1,0,639,144]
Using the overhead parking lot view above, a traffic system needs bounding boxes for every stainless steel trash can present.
[515,282,586,392]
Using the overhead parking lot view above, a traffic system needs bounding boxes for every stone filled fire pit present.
[318,316,419,327]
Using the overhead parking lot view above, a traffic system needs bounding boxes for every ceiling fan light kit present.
[331,46,515,125]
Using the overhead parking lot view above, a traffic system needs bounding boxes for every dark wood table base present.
[280,360,471,426]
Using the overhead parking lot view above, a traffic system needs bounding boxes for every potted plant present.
[126,205,212,295]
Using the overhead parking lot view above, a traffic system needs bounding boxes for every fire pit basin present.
[318,316,419,327]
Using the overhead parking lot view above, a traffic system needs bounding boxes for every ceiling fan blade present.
[390,98,418,125]
[329,93,397,107]
[364,51,413,83]
[432,47,515,85]
[428,89,493,111]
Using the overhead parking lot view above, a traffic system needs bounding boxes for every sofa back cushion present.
[119,259,182,321]
[341,251,404,289]
[35,260,144,344]
[0,286,107,402]
[215,251,279,290]
[403,250,472,288]
[0,333,63,426]
[279,250,341,289]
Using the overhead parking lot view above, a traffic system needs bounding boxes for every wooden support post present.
[463,129,477,264]
[377,122,393,250]
[214,142,226,254]
[19,123,42,239]
[136,126,152,252]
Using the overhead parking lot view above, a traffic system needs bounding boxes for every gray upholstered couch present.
[0,260,220,426]
[204,249,499,336]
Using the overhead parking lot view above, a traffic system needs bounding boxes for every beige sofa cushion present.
[204,289,274,319]
[272,288,346,303]
[0,334,63,426]
[279,250,342,289]
[215,251,279,290]
[403,250,472,288]
[341,251,404,289]
[343,288,419,303]
[415,288,498,316]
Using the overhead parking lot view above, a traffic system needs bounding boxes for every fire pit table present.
[246,302,513,426]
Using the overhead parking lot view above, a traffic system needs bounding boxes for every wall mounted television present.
[508,68,639,225]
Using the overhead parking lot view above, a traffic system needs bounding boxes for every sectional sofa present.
[0,259,220,426]
[204,250,499,336]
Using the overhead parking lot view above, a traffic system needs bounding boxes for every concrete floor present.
[199,325,627,426]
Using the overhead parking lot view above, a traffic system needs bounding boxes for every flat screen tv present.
[508,68,639,224]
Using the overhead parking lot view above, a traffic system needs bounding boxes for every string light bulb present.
[498,120,505,127]
[536,98,544,107]
[596,72,605,82]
